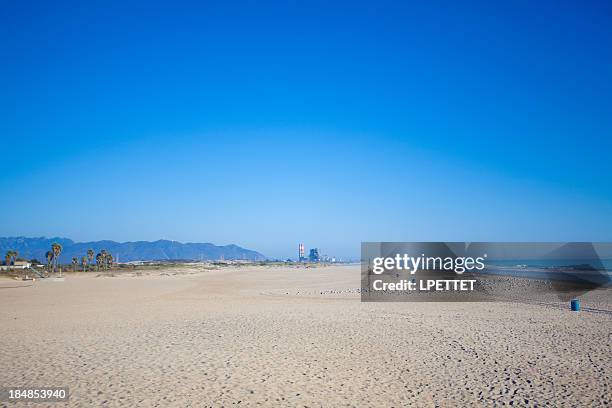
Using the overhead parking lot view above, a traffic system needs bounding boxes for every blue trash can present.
[570,299,580,312]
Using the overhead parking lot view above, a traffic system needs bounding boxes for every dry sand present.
[0,265,610,407]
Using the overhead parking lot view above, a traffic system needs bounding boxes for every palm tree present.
[87,249,94,268]
[81,256,87,272]
[107,253,114,270]
[51,242,63,273]
[6,250,18,265]
[5,250,19,266]
[100,250,108,270]
[45,251,53,272]
[95,253,103,271]
[71,257,78,272]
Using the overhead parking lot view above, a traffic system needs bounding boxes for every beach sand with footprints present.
[1,264,610,406]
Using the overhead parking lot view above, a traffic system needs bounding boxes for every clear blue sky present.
[1,0,611,259]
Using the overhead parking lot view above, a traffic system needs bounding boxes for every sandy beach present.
[0,264,610,407]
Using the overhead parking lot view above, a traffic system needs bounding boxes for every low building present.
[0,260,31,270]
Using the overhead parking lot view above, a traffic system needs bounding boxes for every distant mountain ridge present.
[0,237,266,263]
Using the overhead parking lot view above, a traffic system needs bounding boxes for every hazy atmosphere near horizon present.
[1,0,612,259]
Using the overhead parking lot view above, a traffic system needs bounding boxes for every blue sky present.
[1,0,611,259]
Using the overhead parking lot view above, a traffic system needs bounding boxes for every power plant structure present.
[309,248,320,262]
[298,243,334,263]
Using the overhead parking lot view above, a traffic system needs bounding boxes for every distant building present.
[321,254,333,263]
[298,243,305,261]
[308,248,320,262]
[0,260,31,270]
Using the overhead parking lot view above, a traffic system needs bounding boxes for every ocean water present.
[483,258,612,285]
[487,258,612,270]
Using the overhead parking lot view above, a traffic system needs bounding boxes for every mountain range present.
[0,237,266,263]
